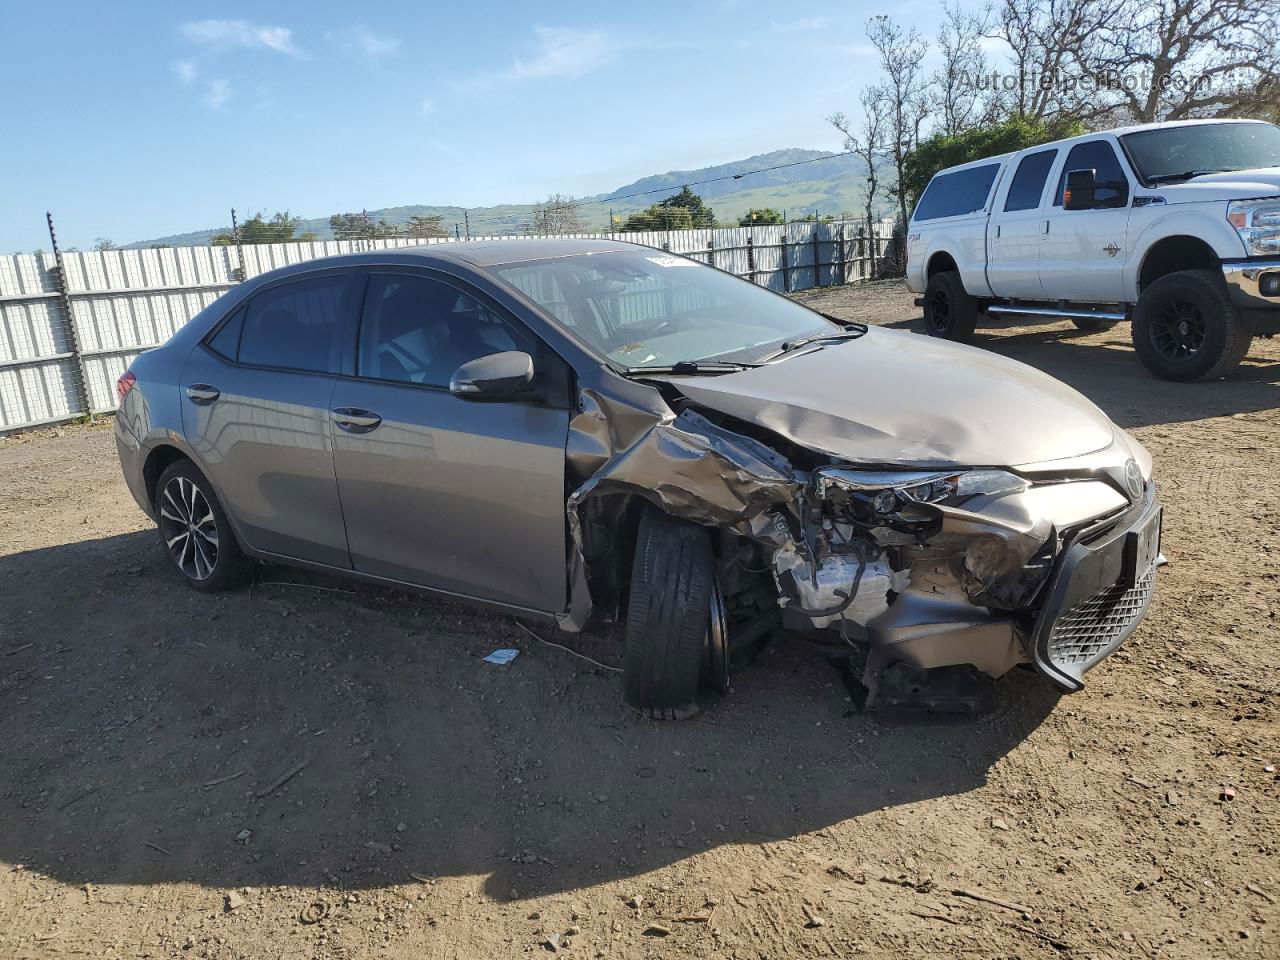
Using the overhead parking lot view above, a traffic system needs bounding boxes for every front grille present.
[1047,569,1155,668]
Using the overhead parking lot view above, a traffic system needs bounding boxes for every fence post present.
[866,218,876,281]
[45,212,92,418]
[811,224,822,289]
[780,224,791,293]
[746,234,756,285]
[838,222,847,284]
[230,208,247,282]
[708,236,716,270]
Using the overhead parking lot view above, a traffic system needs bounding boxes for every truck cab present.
[905,119,1280,381]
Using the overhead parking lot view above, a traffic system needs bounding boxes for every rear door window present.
[238,275,349,373]
[912,163,1002,221]
[1003,150,1057,212]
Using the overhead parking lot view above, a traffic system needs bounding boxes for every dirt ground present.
[1,280,1278,960]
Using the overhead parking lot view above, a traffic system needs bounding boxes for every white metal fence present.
[0,219,895,432]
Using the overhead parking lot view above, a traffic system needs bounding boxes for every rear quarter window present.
[913,164,1002,222]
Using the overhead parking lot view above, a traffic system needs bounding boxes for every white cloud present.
[203,79,231,109]
[421,97,436,115]
[181,19,299,56]
[334,24,399,57]
[172,59,197,84]
[508,26,616,80]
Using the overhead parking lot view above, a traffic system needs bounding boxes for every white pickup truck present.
[905,119,1280,380]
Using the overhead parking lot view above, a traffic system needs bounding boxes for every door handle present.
[185,384,220,404]
[1042,220,1051,235]
[331,407,382,432]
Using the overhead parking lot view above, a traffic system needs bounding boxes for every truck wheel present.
[923,271,978,342]
[1133,270,1252,381]
[623,507,719,720]
[1071,316,1119,332]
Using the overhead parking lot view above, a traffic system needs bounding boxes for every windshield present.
[1121,123,1280,183]
[488,249,839,369]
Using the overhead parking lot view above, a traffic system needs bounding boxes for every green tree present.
[404,214,447,239]
[738,208,784,226]
[212,211,303,245]
[93,237,117,251]
[657,186,714,227]
[328,210,399,240]
[902,116,1085,209]
[620,203,695,232]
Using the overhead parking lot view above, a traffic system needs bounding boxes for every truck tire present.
[1132,270,1252,381]
[922,271,978,342]
[623,507,717,720]
[1071,316,1119,332]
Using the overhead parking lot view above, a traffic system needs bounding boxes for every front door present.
[1038,139,1134,303]
[180,271,356,568]
[329,269,570,612]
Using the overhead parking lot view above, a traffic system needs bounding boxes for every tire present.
[922,271,978,342]
[1071,316,1119,332]
[1132,269,1252,381]
[154,459,251,593]
[623,508,717,720]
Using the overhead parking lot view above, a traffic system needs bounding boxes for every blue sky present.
[0,0,942,251]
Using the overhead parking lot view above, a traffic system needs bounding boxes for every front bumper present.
[1221,257,1280,310]
[1028,484,1162,691]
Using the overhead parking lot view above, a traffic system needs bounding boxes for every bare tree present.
[92,237,117,252]
[866,16,931,228]
[932,2,994,135]
[531,194,585,235]
[829,86,888,229]
[1090,0,1280,121]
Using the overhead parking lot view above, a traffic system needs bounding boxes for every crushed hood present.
[652,327,1116,468]
[1157,167,1280,203]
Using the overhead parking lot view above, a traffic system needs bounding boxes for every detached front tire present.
[1132,269,1252,381]
[922,271,978,342]
[624,508,721,720]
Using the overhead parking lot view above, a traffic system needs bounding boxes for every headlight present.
[1227,198,1280,257]
[814,468,1029,518]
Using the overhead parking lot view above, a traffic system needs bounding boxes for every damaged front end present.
[561,385,1153,711]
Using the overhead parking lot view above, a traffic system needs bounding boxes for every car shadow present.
[891,315,1280,429]
[0,530,1059,900]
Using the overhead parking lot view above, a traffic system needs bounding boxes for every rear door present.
[329,268,571,612]
[180,270,358,567]
[987,148,1058,300]
[1038,139,1134,302]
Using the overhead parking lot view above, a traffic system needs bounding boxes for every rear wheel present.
[154,460,251,593]
[922,271,977,342]
[1132,269,1252,381]
[624,508,723,719]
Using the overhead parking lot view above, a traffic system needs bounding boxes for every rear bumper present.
[1028,485,1162,691]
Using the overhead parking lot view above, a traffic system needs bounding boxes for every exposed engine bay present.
[561,372,1149,710]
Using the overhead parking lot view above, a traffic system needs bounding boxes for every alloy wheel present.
[1150,298,1206,360]
[158,476,219,580]
[926,288,951,334]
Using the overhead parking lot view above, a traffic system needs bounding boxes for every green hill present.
[130,149,888,247]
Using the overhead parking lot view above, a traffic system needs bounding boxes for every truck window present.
[913,163,1001,221]
[1003,150,1057,212]
[1054,141,1129,208]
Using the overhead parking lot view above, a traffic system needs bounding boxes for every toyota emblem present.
[1124,459,1143,500]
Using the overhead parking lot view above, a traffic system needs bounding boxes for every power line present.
[465,149,859,226]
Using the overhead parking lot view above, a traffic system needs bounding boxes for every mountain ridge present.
[128,148,881,248]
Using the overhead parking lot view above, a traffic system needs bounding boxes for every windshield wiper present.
[762,327,868,362]
[623,360,758,376]
[1146,168,1231,184]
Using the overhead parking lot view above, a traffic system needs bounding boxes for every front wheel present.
[623,508,724,720]
[154,460,251,592]
[922,271,978,342]
[1132,270,1252,381]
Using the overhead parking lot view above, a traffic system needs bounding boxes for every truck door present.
[987,148,1058,300]
[1038,139,1134,303]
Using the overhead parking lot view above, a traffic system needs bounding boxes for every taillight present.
[116,370,137,403]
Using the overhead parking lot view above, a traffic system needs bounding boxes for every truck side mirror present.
[1064,169,1098,210]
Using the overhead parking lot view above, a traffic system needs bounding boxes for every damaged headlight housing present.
[814,468,1027,516]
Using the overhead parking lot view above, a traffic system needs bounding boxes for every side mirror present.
[449,350,536,400]
[1063,168,1097,210]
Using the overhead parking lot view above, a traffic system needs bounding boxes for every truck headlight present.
[1227,198,1280,257]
